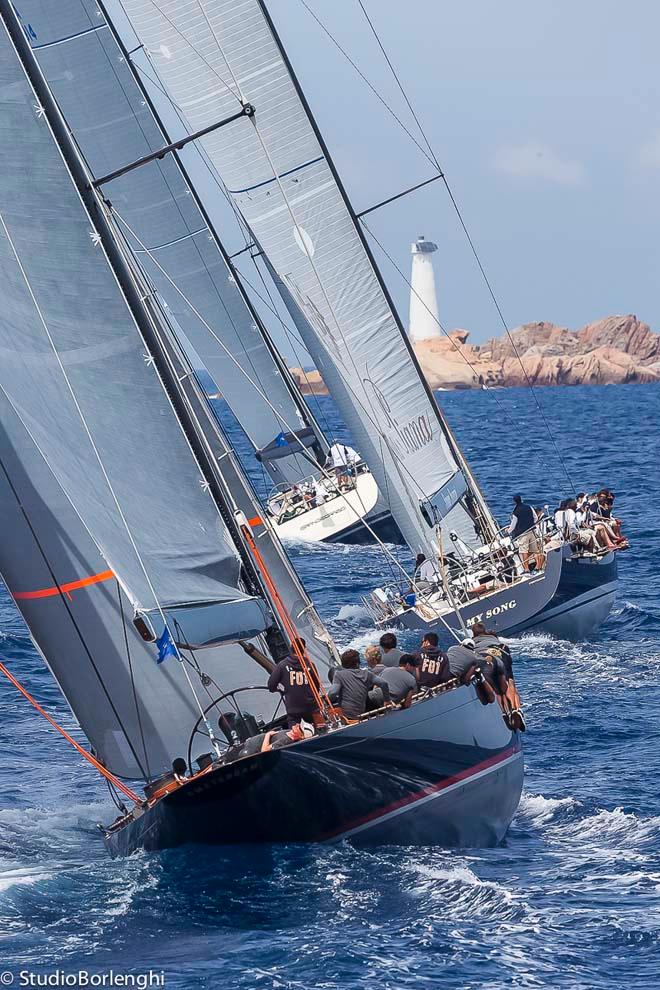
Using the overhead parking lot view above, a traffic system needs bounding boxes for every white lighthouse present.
[408,235,441,343]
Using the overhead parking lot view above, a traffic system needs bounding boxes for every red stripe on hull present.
[318,743,521,841]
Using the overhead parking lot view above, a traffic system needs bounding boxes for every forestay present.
[121,0,490,553]
[20,0,326,488]
[0,14,252,622]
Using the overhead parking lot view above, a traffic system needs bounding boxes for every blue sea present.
[0,383,658,990]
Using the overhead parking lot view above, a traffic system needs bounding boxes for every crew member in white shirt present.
[328,442,360,488]
[413,552,439,591]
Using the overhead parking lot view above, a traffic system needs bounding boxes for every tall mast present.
[254,0,496,541]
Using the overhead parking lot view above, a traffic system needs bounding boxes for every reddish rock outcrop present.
[290,314,660,392]
[288,367,328,396]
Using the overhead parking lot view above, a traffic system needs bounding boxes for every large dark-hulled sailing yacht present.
[0,0,522,856]
[117,0,619,642]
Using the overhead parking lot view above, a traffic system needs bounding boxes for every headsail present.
[0,0,334,779]
[20,0,326,490]
[0,7,259,634]
[0,389,279,778]
[120,0,497,554]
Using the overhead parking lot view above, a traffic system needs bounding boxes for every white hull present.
[273,472,380,542]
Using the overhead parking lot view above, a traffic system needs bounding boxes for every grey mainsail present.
[119,0,498,555]
[0,1,334,779]
[20,0,326,489]
[0,389,278,778]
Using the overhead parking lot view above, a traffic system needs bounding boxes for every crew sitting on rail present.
[379,631,403,667]
[555,495,623,551]
[379,655,418,708]
[469,624,525,730]
[590,489,627,546]
[471,622,514,679]
[267,637,321,727]
[327,441,360,489]
[576,495,620,549]
[447,638,479,681]
[327,648,389,719]
[414,633,451,688]
[365,645,387,709]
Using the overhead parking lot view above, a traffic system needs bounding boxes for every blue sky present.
[264,0,660,346]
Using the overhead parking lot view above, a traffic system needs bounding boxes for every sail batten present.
[121,0,491,552]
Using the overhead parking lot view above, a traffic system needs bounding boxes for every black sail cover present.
[0,7,285,774]
[19,0,326,489]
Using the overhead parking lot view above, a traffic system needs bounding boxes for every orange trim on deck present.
[14,569,114,600]
[247,516,263,527]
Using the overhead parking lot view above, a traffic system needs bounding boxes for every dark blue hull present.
[507,549,618,639]
[104,687,523,857]
[324,509,404,545]
[398,546,617,644]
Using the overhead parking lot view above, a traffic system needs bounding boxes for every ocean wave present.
[0,866,53,893]
[517,792,579,827]
[550,806,660,850]
[403,859,529,924]
[335,603,371,622]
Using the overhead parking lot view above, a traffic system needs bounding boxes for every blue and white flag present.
[156,626,177,664]
[274,431,289,448]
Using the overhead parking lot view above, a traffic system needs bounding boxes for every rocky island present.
[289,314,660,393]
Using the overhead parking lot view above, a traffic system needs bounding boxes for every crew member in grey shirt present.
[380,655,418,708]
[328,649,390,719]
[365,645,385,675]
[365,645,386,709]
[379,632,403,668]
[447,639,478,681]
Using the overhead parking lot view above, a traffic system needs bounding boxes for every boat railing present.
[355,677,461,721]
[362,517,554,624]
[266,462,369,523]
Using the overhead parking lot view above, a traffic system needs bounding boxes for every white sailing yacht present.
[117,0,618,641]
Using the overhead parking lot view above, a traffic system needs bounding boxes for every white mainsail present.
[120,0,496,555]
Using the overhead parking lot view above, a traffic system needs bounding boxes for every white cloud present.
[639,133,660,168]
[493,142,586,186]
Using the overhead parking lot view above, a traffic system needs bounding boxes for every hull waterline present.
[104,686,523,857]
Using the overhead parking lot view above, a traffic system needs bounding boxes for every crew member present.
[509,494,544,572]
[327,441,360,488]
[267,638,320,727]
[415,632,451,688]
[328,649,389,719]
[379,632,402,667]
[380,655,418,707]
